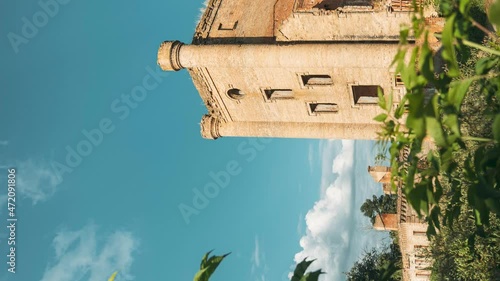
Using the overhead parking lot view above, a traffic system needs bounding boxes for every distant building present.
[154,0,438,140]
[369,165,432,281]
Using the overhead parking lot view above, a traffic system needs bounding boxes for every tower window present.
[301,75,333,86]
[352,85,382,104]
[309,103,339,114]
[395,74,404,86]
[264,89,294,100]
[227,88,245,100]
[218,21,239,30]
[413,230,426,236]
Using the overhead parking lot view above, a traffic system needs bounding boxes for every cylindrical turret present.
[157,41,184,71]
[200,115,382,140]
[158,41,399,71]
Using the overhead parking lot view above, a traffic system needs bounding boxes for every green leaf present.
[425,95,447,147]
[193,267,210,281]
[392,49,407,69]
[378,88,387,111]
[468,186,491,227]
[426,183,436,205]
[447,80,472,112]
[406,92,426,139]
[475,57,499,75]
[399,25,410,45]
[434,179,444,204]
[493,114,500,141]
[485,198,500,215]
[301,269,325,281]
[489,0,500,29]
[476,201,490,227]
[374,113,388,122]
[291,258,316,281]
[205,253,230,274]
[406,48,424,89]
[441,14,460,77]
[394,95,408,119]
[427,223,437,236]
[387,92,393,114]
[108,272,118,281]
[407,183,429,216]
[430,206,441,231]
[459,0,470,15]
[440,0,454,16]
[200,250,213,269]
[442,113,460,138]
[418,35,435,82]
[194,251,230,281]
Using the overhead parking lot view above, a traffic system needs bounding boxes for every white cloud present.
[297,213,304,236]
[196,0,210,24]
[318,140,342,194]
[41,223,138,281]
[308,143,315,174]
[291,140,389,280]
[251,235,268,281]
[16,159,62,204]
[251,235,261,272]
[0,140,8,146]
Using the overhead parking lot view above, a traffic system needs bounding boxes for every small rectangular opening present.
[352,85,381,104]
[218,21,239,30]
[301,75,333,86]
[309,103,338,113]
[395,74,404,86]
[264,89,294,100]
[415,258,427,265]
[413,230,426,236]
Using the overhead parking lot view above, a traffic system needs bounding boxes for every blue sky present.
[0,1,389,281]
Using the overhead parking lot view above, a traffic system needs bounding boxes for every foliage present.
[193,250,231,281]
[193,251,324,281]
[360,194,398,223]
[345,241,402,281]
[429,196,500,280]
[375,0,500,239]
[108,272,118,281]
[290,258,325,281]
[429,122,500,280]
[375,0,500,278]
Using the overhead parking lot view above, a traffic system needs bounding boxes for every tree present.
[360,194,398,223]
[345,242,402,281]
[374,0,500,276]
[375,0,500,237]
